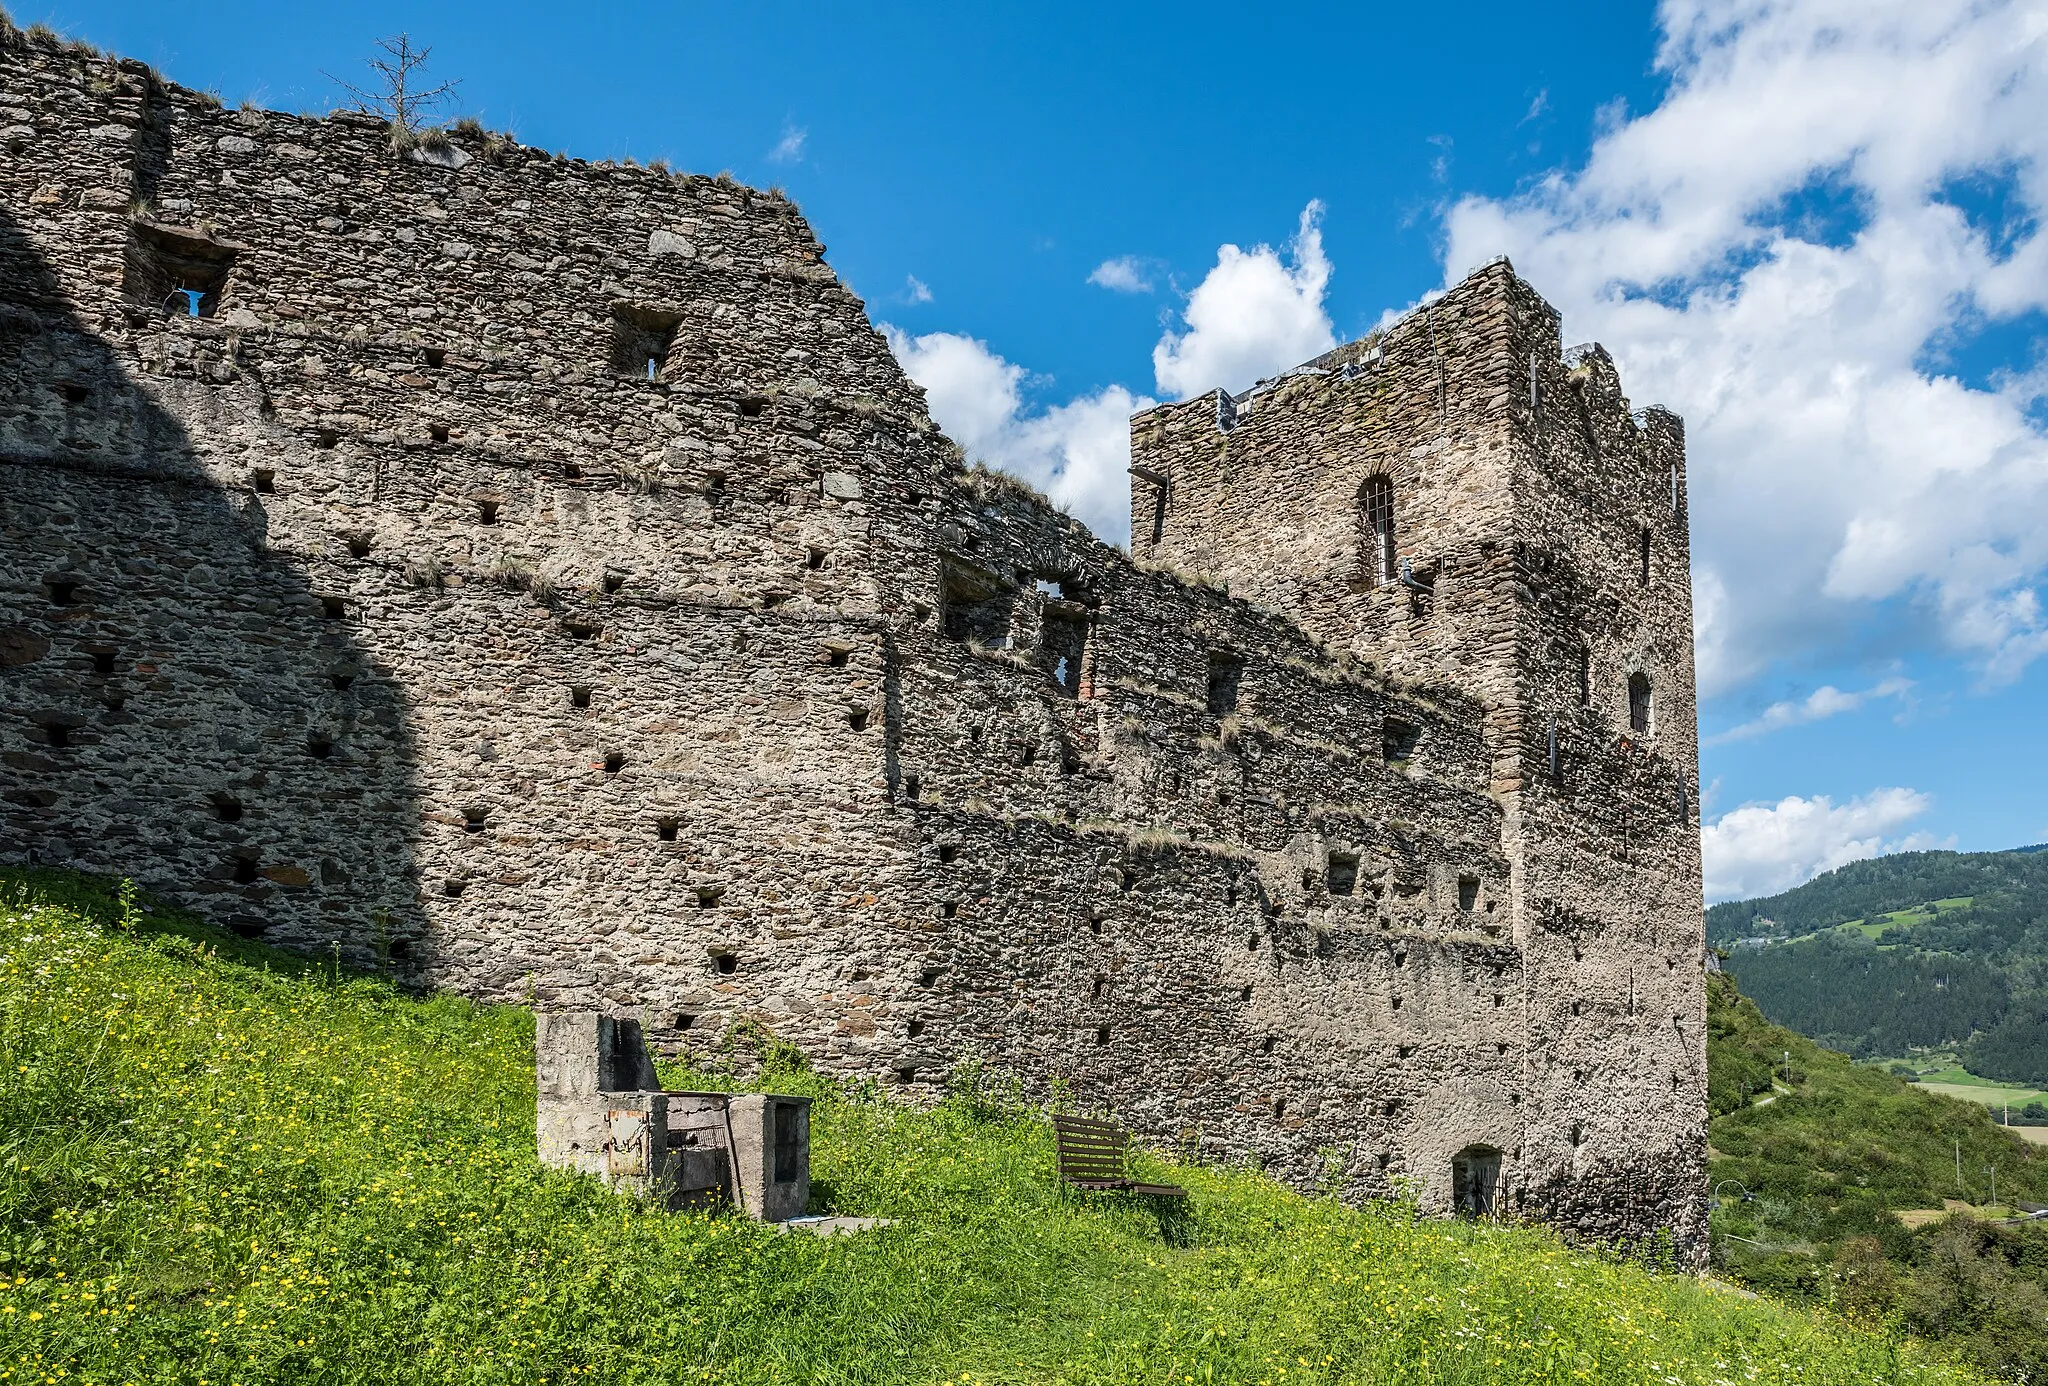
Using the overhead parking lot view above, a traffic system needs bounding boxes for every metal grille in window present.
[1628,672,1652,734]
[1359,476,1396,586]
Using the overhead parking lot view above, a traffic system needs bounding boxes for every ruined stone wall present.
[0,26,1702,1253]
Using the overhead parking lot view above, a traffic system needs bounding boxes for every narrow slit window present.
[1358,475,1397,586]
[1039,583,1090,696]
[1207,651,1243,715]
[1639,528,1652,584]
[1383,717,1420,769]
[1628,672,1653,735]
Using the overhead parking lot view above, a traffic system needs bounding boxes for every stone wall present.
[0,25,1704,1255]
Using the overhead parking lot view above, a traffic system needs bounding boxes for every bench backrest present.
[1052,1114,1130,1183]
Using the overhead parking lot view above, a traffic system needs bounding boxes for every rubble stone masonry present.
[0,26,1705,1254]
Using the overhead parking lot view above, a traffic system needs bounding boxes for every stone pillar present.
[536,1010,660,1175]
[726,1094,812,1222]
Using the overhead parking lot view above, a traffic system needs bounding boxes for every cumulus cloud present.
[1442,0,2048,696]
[1702,787,1941,902]
[1088,256,1154,294]
[1706,676,1913,744]
[1153,200,1336,400]
[884,327,1154,539]
[767,123,806,164]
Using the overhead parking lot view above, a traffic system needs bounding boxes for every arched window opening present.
[1358,476,1396,587]
[1628,671,1653,735]
[1451,1145,1501,1217]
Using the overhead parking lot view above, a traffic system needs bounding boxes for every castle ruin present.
[0,26,1706,1254]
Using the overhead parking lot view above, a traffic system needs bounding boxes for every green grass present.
[0,869,1975,1385]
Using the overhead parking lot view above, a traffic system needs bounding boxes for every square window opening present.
[125,223,238,319]
[609,303,685,380]
[1327,853,1358,897]
[939,559,1016,647]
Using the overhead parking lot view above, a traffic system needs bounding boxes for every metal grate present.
[1359,476,1396,585]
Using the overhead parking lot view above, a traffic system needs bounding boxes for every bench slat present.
[1052,1114,1187,1199]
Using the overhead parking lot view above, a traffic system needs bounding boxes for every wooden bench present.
[1053,1115,1187,1197]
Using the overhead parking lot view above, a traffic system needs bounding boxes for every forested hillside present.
[1711,846,2048,1084]
[1707,845,2048,943]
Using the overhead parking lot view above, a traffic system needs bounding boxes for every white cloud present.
[883,204,1345,542]
[1088,256,1154,294]
[1703,786,1942,902]
[1153,200,1336,400]
[884,327,1154,539]
[904,274,932,304]
[767,123,806,164]
[1442,0,2048,696]
[1706,676,1913,744]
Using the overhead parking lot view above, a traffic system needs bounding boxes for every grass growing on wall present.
[0,868,1973,1385]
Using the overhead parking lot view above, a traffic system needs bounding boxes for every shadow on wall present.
[0,206,429,968]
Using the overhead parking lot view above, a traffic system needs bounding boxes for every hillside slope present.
[0,869,1962,1385]
[1708,970,2048,1379]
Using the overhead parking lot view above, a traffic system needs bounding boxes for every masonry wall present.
[0,26,1702,1254]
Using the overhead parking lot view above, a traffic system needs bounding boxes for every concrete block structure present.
[534,1010,811,1218]
[0,23,1705,1257]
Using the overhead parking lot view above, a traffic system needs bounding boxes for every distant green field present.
[1841,897,1976,940]
[1910,1066,2048,1109]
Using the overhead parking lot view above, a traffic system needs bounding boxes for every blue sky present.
[22,0,2048,900]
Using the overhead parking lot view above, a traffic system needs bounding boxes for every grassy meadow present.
[0,868,1978,1384]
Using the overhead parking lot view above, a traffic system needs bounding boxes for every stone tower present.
[1130,262,1704,1242]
